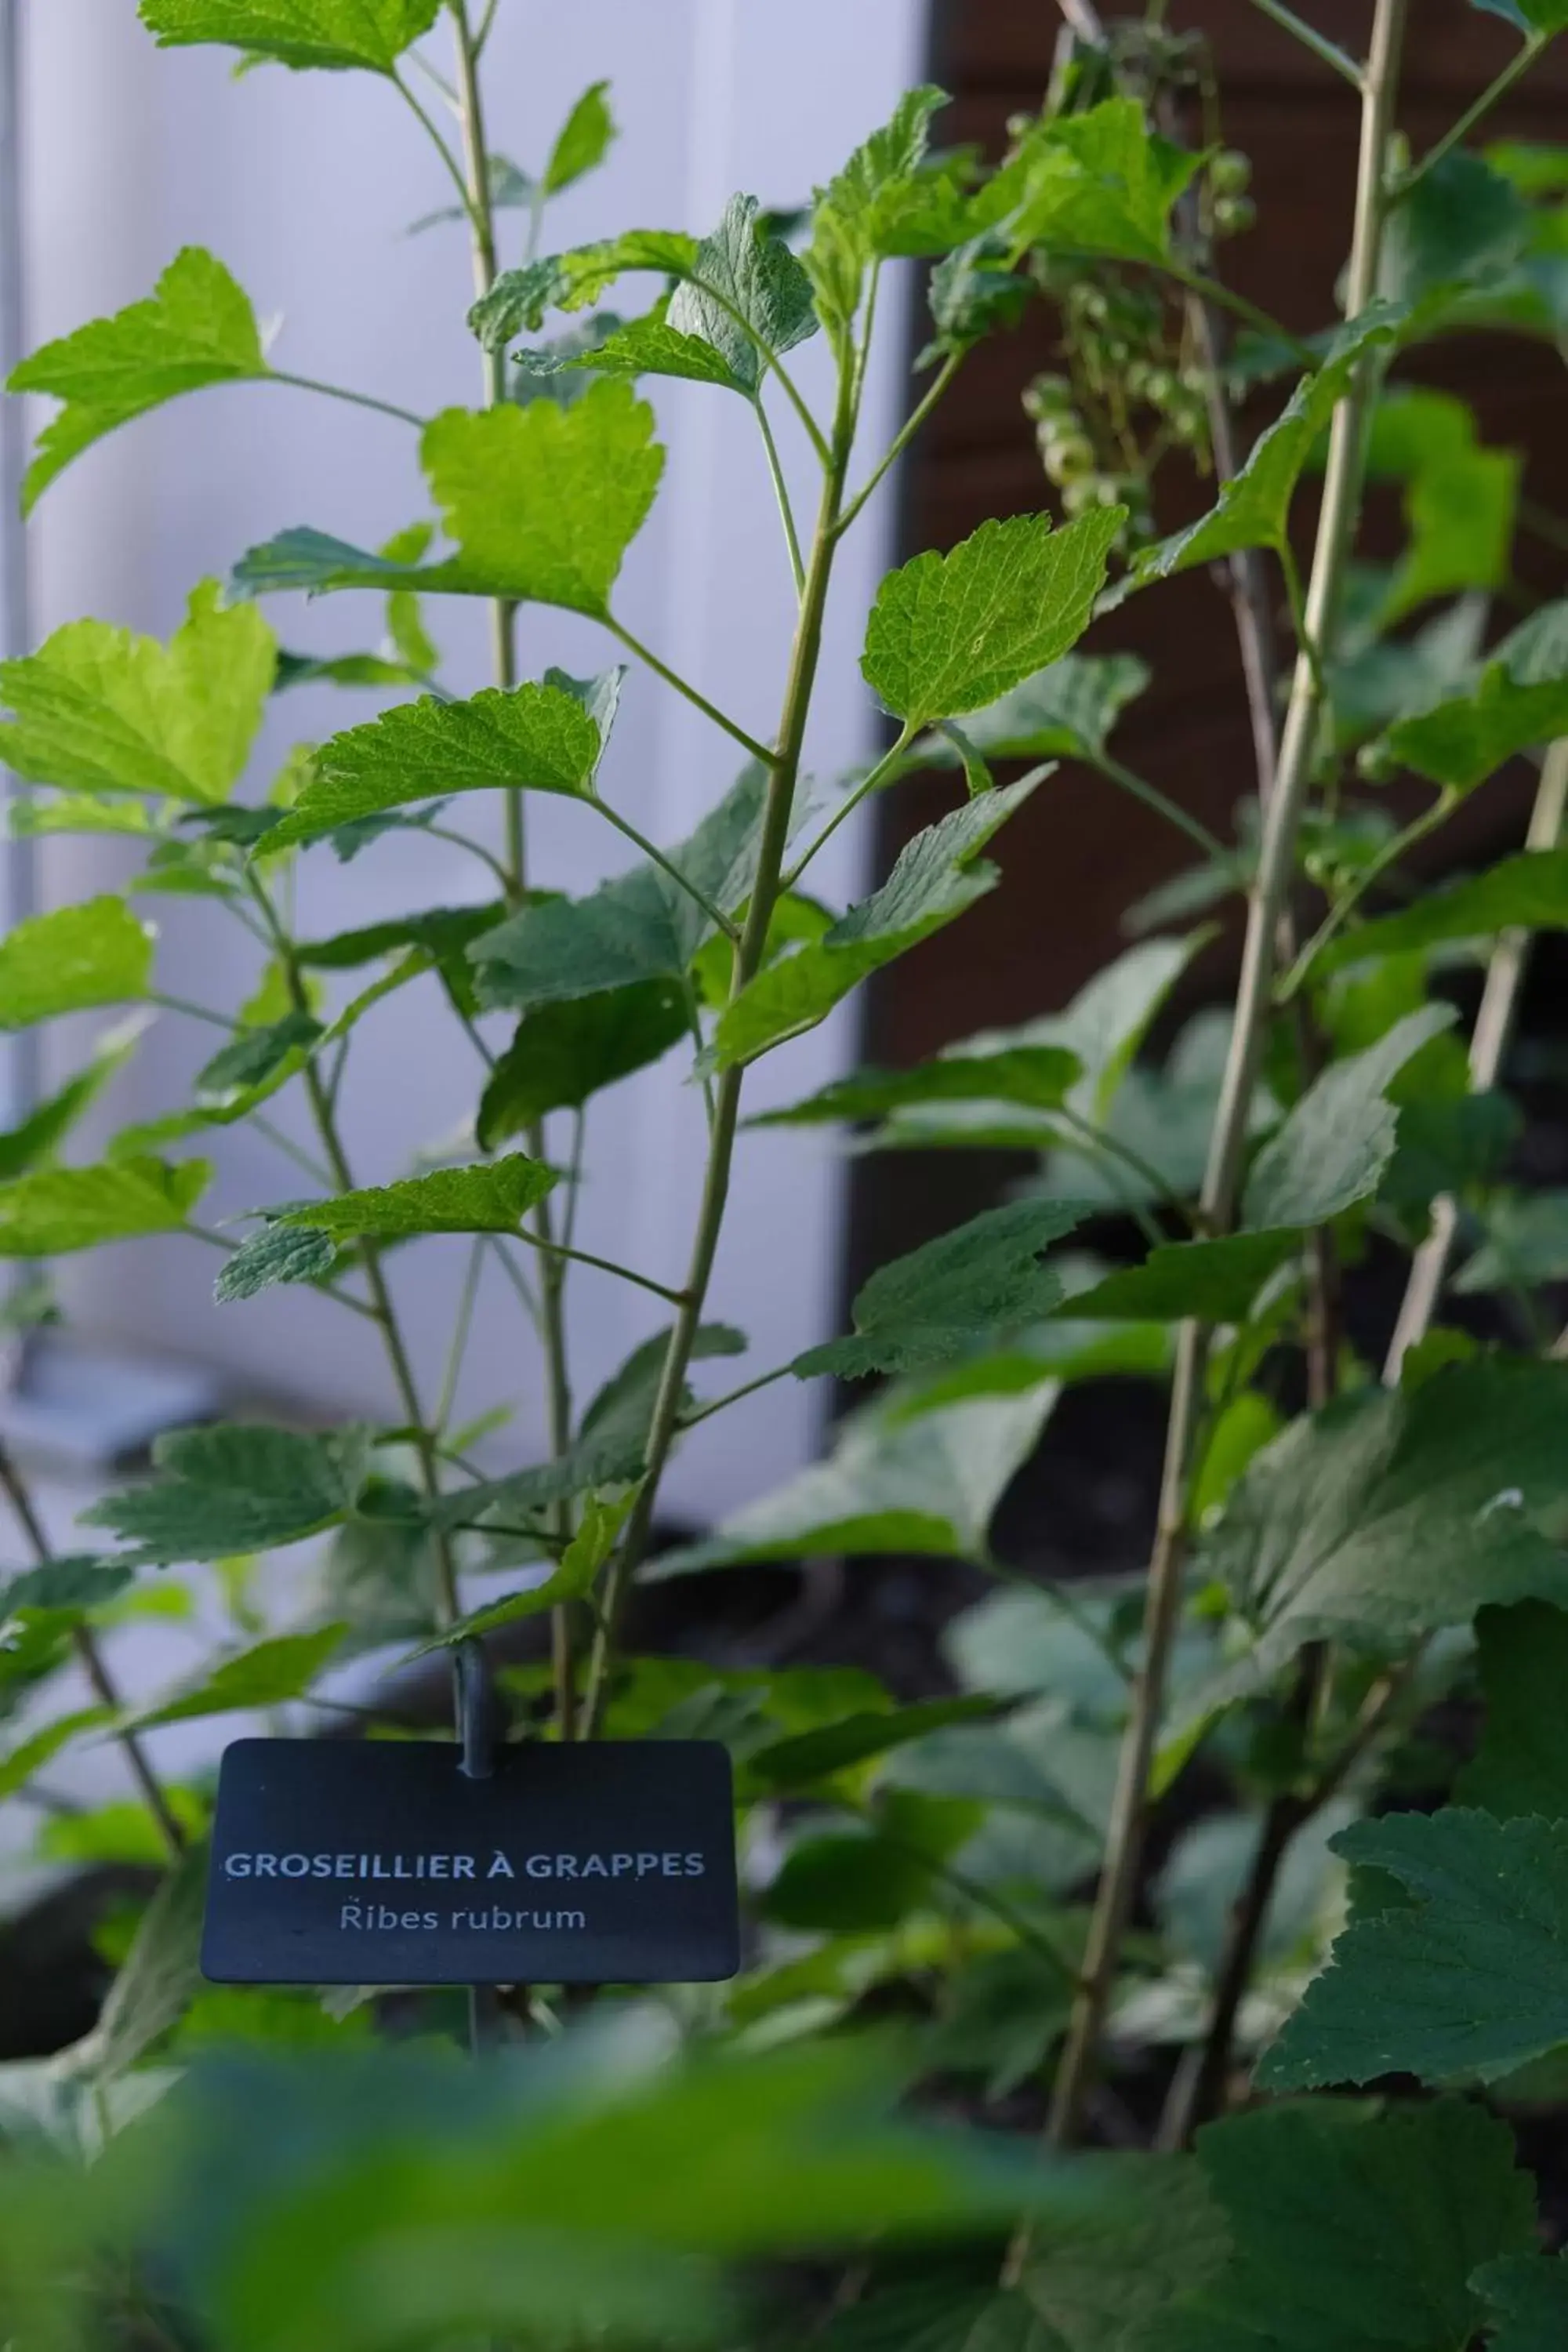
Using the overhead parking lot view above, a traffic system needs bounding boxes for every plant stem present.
[1248,0,1363,86]
[1385,737,1568,1377]
[394,68,485,240]
[757,399,806,598]
[783,725,918,886]
[604,619,774,764]
[1090,753,1232,862]
[0,1443,184,1860]
[269,371,426,431]
[579,396,857,1741]
[1046,0,1408,2150]
[510,1226,691,1307]
[1276,789,1458,1000]
[592,800,739,938]
[1391,34,1547,203]
[833,352,963,542]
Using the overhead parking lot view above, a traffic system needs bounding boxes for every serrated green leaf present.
[713,775,1041,1069]
[543,78,616,194]
[1242,1004,1454,1229]
[1065,1232,1298,1323]
[1381,150,1534,308]
[470,231,700,349]
[796,1200,1087,1381]
[1453,1187,1568,1293]
[234,380,662,619]
[1188,1359,1568,1713]
[0,1556,134,1620]
[864,511,1123,726]
[662,194,817,394]
[0,1155,209,1255]
[0,898,153,1031]
[0,581,275,804]
[1455,1600,1568,1817]
[1371,597,1568,788]
[121,1624,347,1729]
[138,0,441,70]
[1323,842,1568,971]
[260,681,604,851]
[1133,307,1403,587]
[649,1373,1061,1581]
[1261,1809,1568,2089]
[418,1493,635,1653]
[1143,2098,1535,2350]
[1011,95,1203,265]
[276,1155,558,1242]
[471,760,775,1013]
[752,1044,1083,1131]
[195,1011,321,1102]
[215,1223,337,1303]
[1475,2252,1568,2352]
[82,1423,368,1563]
[805,86,949,336]
[477,981,688,1146]
[914,653,1149,768]
[559,310,747,391]
[1385,442,1519,625]
[7,249,267,510]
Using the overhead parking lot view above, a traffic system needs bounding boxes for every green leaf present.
[648,1374,1062,1580]
[471,760,775,1013]
[121,1625,347,1729]
[1261,1808,1568,2088]
[557,310,747,392]
[1454,1188,1568,1293]
[470,230,700,348]
[7,249,267,511]
[234,380,662,619]
[763,1832,937,1933]
[1380,149,1534,308]
[1011,96,1203,266]
[477,981,688,1146]
[1370,598,1568,789]
[1188,1359,1568,1713]
[543,79,617,194]
[913,652,1149,768]
[1,1557,134,1620]
[0,581,275,804]
[82,1423,368,1563]
[0,1707,114,1801]
[1144,2098,1535,2350]
[1456,1600,1568,1817]
[138,0,441,71]
[276,1156,558,1242]
[752,1044,1083,1131]
[215,1224,337,1304]
[0,898,153,1030]
[1384,440,1519,626]
[1323,842,1568,971]
[713,775,1042,1069]
[260,681,605,851]
[1132,307,1403,587]
[1242,1004,1454,1229]
[195,1011,321,1102]
[663,194,817,394]
[746,1697,1003,1792]
[795,1200,1086,1381]
[418,1494,636,1653]
[805,86,949,336]
[1475,2253,1568,2352]
[864,510,1124,726]
[1066,1232,1298,1324]
[0,1155,209,1255]
[76,1840,210,2083]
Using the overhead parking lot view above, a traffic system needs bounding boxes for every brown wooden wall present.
[846,0,1568,1281]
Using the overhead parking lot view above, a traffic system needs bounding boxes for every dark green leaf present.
[1188,1359,1568,1714]
[864,510,1124,726]
[1380,150,1534,308]
[78,1839,210,2082]
[914,653,1149,768]
[0,1557,133,1619]
[1454,1187,1568,1293]
[0,898,153,1030]
[0,1155,209,1255]
[215,1224,338,1303]
[1065,1232,1298,1323]
[277,1155,558,1241]
[1261,1809,1568,2089]
[416,1494,634,1653]
[1371,597,1568,789]
[1242,1004,1454,1228]
[196,1011,321,1101]
[1144,2099,1535,2350]
[1475,2252,1568,2352]
[234,380,662,619]
[1323,844,1568,970]
[122,1625,348,1729]
[471,231,701,349]
[714,775,1043,1069]
[752,1044,1083,1131]
[82,1422,369,1563]
[477,982,688,1145]
[796,1200,1086,1381]
[747,1697,1004,1792]
[1456,1600,1568,1817]
[662,194,817,394]
[138,0,441,71]
[261,681,606,851]
[763,1832,936,1932]
[0,581,275,801]
[7,249,268,510]
[542,80,616,194]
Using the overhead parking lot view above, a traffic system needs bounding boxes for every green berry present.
[1214,194,1257,238]
[1210,148,1251,198]
[1042,430,1096,484]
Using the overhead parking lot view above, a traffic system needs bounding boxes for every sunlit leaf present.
[139,0,441,71]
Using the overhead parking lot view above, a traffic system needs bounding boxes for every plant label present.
[201,1737,740,1984]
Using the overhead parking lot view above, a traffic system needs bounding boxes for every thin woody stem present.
[1045,0,1409,2151]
